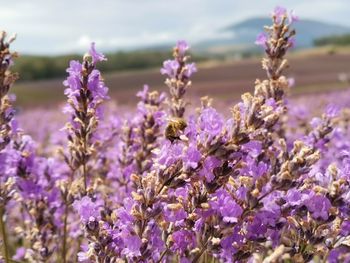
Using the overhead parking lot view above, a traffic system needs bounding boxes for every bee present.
[165,117,187,142]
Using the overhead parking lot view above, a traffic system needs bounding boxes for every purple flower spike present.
[184,62,197,78]
[161,40,196,118]
[288,37,296,48]
[305,195,332,221]
[273,6,287,23]
[210,189,243,223]
[73,196,102,223]
[160,59,180,78]
[13,247,26,261]
[255,32,268,48]
[136,84,149,100]
[172,230,196,254]
[122,235,142,258]
[199,107,224,137]
[288,9,299,24]
[184,145,201,170]
[176,40,189,56]
[89,42,107,64]
[325,104,340,119]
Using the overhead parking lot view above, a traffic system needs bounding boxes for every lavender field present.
[1,6,350,263]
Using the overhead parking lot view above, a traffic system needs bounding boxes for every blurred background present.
[2,0,350,108]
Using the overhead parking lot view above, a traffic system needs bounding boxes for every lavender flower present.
[199,107,224,138]
[89,42,107,64]
[305,194,332,221]
[210,189,243,223]
[2,5,350,263]
[255,32,267,47]
[160,60,180,78]
[59,43,109,263]
[161,40,197,118]
[0,30,18,263]
[62,42,109,193]
[73,196,102,224]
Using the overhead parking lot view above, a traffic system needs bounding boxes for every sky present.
[1,0,350,55]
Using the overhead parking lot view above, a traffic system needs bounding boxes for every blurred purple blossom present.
[89,42,107,64]
[160,59,180,78]
[255,32,268,47]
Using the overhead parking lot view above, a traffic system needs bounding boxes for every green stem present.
[62,199,69,263]
[156,248,168,263]
[83,163,87,195]
[192,238,209,263]
[0,205,10,263]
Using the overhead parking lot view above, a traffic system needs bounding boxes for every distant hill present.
[196,18,350,53]
[314,34,350,46]
[13,50,174,81]
[13,50,208,82]
[13,17,350,81]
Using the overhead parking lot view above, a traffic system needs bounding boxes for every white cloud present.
[1,0,349,54]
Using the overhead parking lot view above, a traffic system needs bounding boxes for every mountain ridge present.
[195,17,350,52]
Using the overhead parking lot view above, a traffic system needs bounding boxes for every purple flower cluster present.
[161,40,197,118]
[62,43,109,194]
[1,7,350,263]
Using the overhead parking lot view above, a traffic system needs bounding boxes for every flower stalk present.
[161,40,197,118]
[0,205,9,263]
[62,194,69,263]
[63,42,108,195]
